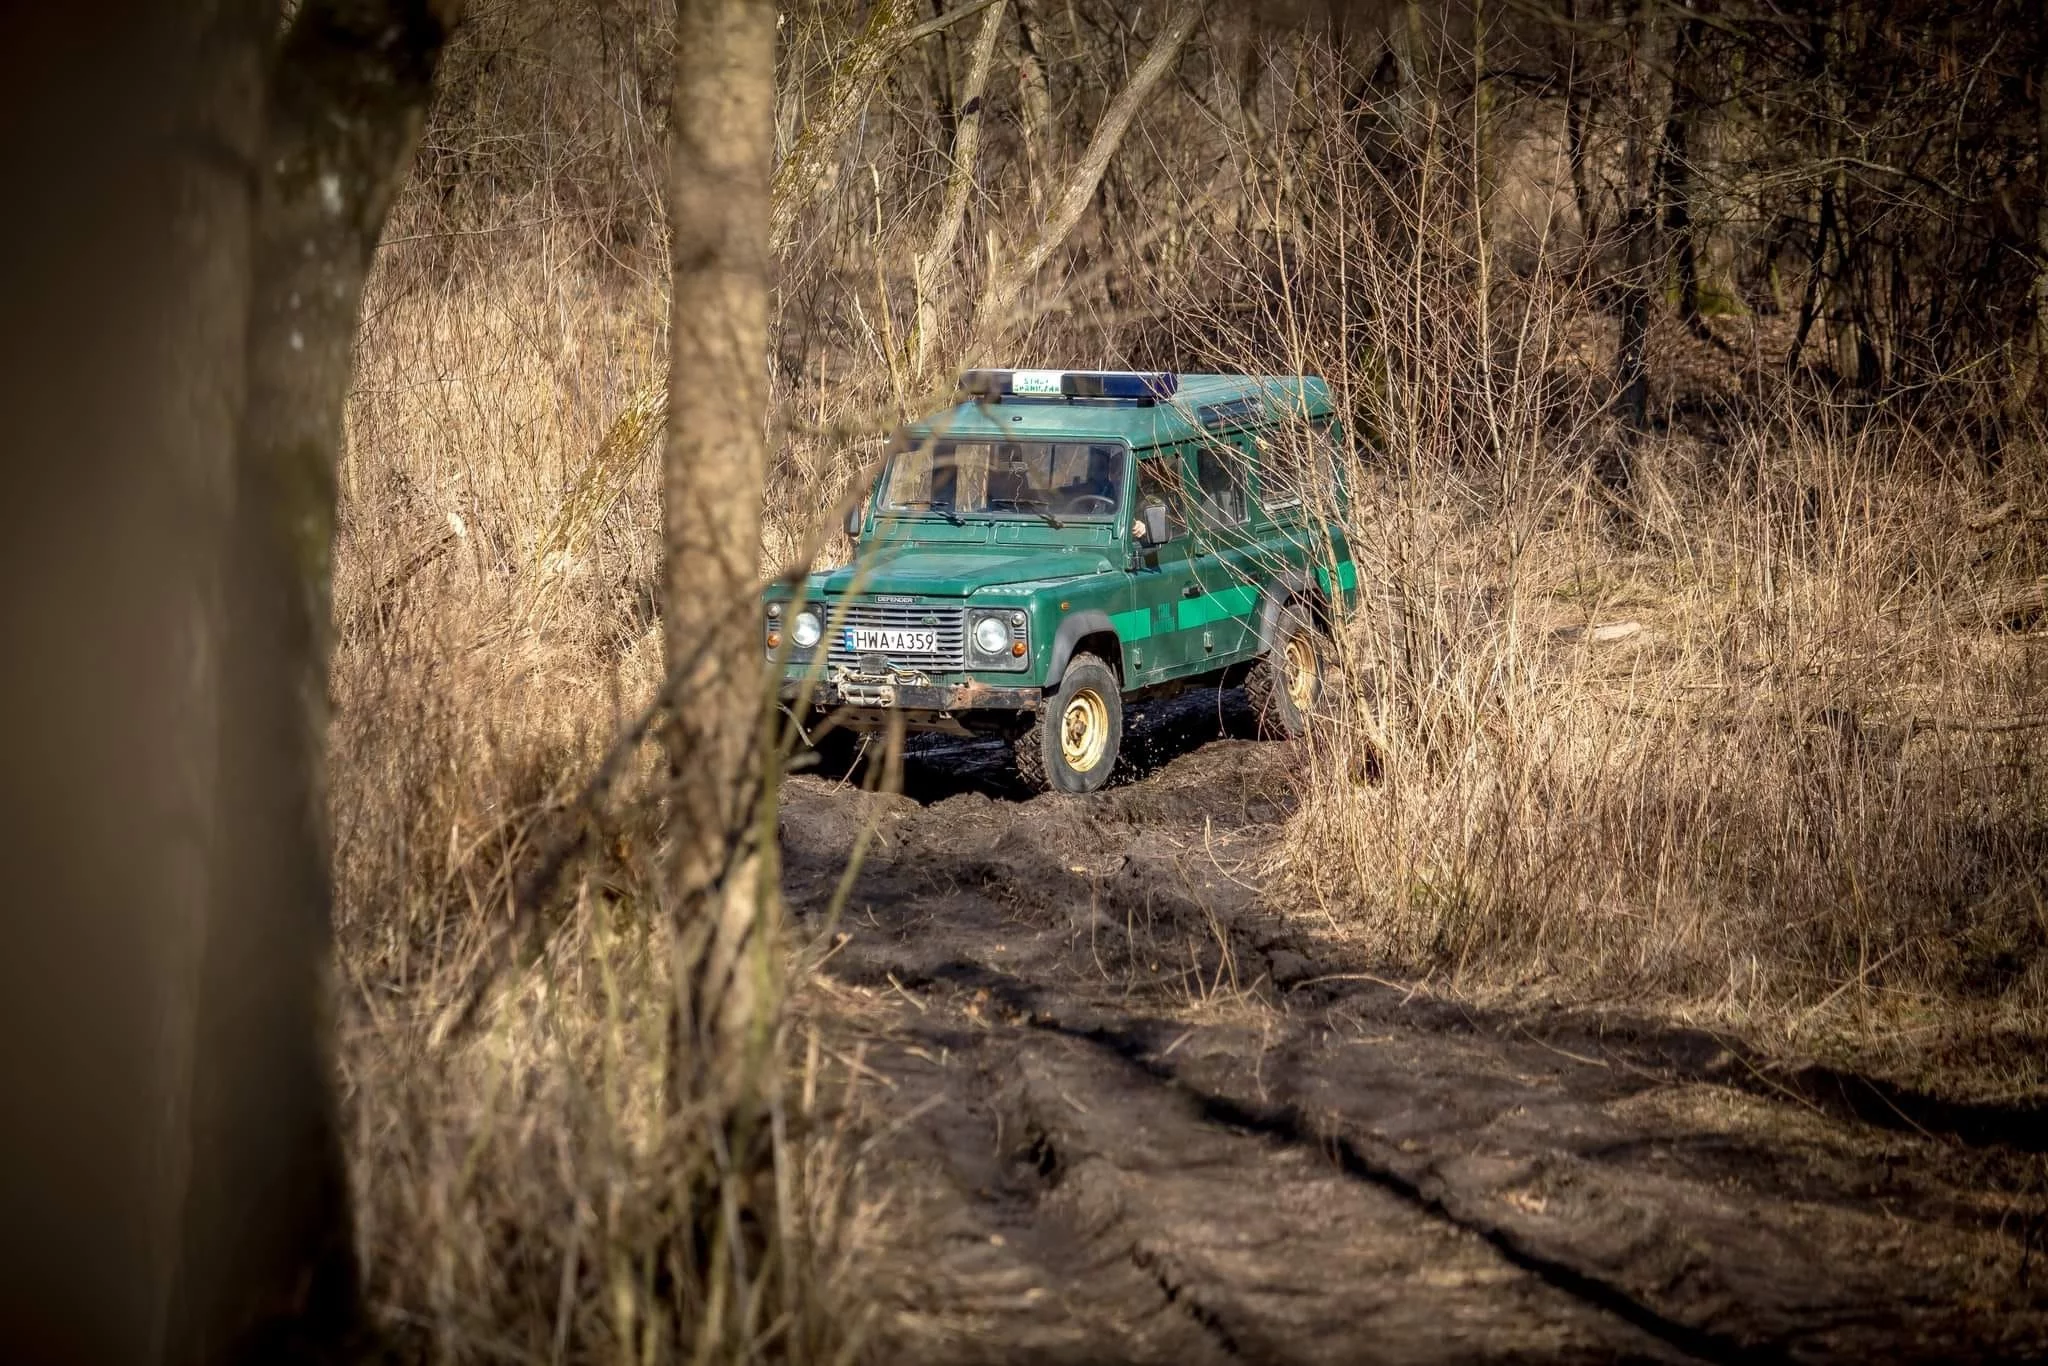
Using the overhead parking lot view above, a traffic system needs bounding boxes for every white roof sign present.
[1010,369,1064,396]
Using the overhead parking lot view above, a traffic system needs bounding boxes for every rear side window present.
[1192,441,1249,525]
[1258,417,1347,512]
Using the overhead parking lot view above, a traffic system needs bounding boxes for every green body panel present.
[766,374,1358,711]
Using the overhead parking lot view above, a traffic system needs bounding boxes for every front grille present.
[822,601,966,672]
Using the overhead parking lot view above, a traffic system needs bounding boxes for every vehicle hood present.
[809,541,1117,598]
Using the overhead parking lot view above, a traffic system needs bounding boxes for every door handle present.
[1182,584,1205,598]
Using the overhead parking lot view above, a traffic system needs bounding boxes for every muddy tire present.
[1246,603,1326,740]
[1016,653,1123,794]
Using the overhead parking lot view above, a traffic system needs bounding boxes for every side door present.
[1245,420,1317,616]
[1121,446,1195,684]
[1183,434,1262,666]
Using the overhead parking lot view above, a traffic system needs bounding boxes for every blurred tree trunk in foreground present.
[0,4,265,1356]
[0,2,451,1361]
[661,0,786,1349]
[175,2,459,1361]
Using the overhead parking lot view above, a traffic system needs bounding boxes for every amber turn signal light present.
[767,632,781,649]
[1011,641,1026,657]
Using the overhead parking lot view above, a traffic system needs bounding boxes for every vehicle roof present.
[905,373,1334,449]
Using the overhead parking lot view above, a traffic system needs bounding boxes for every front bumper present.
[778,667,1043,715]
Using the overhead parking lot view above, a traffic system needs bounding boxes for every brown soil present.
[781,689,2048,1364]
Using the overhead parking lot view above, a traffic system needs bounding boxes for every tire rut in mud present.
[1015,1015,1773,1366]
[992,1030,1697,1364]
[780,698,2048,1363]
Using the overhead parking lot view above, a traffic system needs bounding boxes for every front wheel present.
[1246,604,1327,740]
[1015,653,1123,794]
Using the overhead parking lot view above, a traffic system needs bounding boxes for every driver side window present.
[1136,454,1188,540]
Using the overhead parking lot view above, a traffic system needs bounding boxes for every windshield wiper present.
[889,500,966,526]
[987,499,1064,529]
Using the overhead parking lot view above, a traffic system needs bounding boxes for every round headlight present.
[792,610,823,649]
[974,615,1012,655]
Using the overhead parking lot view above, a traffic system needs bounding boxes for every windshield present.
[878,438,1127,520]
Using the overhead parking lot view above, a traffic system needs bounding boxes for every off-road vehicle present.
[766,369,1358,793]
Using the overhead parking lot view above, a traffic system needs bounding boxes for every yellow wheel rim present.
[1284,635,1320,716]
[1060,688,1111,772]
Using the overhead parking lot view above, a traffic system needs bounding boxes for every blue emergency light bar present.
[957,369,1179,402]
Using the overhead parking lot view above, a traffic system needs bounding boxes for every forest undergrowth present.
[325,238,2048,1360]
[322,2,2048,1356]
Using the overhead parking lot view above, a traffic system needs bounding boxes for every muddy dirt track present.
[780,689,2048,1364]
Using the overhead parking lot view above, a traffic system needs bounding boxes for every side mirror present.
[843,503,863,539]
[1134,503,1169,546]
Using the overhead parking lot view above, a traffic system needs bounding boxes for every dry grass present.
[325,9,2048,1356]
[1273,349,2048,1094]
[1151,58,2048,1094]
[331,240,880,1361]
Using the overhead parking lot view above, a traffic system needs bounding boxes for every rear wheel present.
[1247,603,1326,740]
[1016,654,1123,794]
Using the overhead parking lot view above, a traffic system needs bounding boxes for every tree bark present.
[1563,0,1600,252]
[1013,0,1055,213]
[662,3,786,1348]
[0,5,262,1357]
[769,0,1002,256]
[664,0,779,1133]
[1610,0,1670,441]
[770,0,913,255]
[0,2,451,1361]
[913,0,1008,379]
[173,3,458,1362]
[969,0,1204,354]
[1654,8,1722,349]
[1392,0,1436,164]
[2033,0,2048,388]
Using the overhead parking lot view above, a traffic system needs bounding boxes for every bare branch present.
[968,1,1206,353]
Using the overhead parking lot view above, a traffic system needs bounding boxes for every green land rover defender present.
[766,369,1359,793]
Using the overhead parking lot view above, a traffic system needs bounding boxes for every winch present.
[836,662,931,708]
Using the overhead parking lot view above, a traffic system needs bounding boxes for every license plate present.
[846,626,939,654]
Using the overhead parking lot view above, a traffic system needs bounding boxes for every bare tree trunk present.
[0,6,260,1357]
[1790,180,1835,365]
[771,0,914,255]
[662,4,789,1347]
[1013,0,1055,213]
[174,3,458,1361]
[913,0,1008,380]
[1654,7,1724,350]
[929,0,959,163]
[0,2,449,1361]
[1563,0,1600,253]
[1610,0,1670,442]
[663,0,781,1278]
[769,0,1001,256]
[1206,9,1263,241]
[1391,0,1435,163]
[2034,0,2048,390]
[969,0,1203,353]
